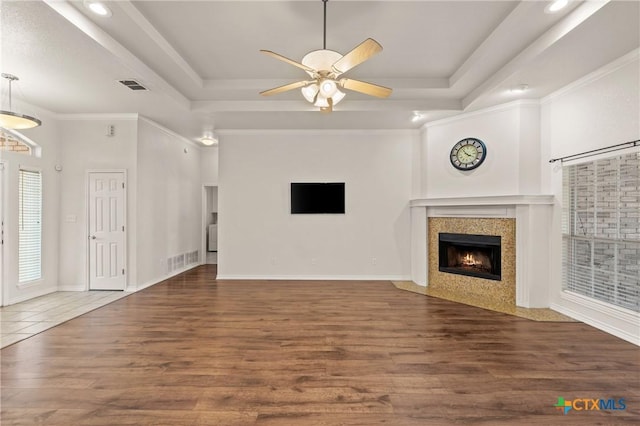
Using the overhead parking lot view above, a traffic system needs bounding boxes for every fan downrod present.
[323,0,328,50]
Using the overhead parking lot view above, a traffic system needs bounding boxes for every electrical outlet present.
[311,258,317,265]
[372,257,377,265]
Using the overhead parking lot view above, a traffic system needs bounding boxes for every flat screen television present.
[291,182,345,214]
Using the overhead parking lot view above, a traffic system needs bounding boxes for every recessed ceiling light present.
[511,84,529,93]
[84,1,112,17]
[545,0,569,14]
[411,112,424,122]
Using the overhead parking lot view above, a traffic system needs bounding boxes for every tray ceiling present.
[1,0,638,142]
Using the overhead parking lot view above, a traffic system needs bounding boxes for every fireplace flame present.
[461,253,480,266]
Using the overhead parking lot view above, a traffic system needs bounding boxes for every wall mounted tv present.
[291,182,345,214]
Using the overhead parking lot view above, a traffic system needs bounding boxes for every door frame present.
[0,161,5,306]
[201,185,207,264]
[201,184,218,265]
[85,169,127,291]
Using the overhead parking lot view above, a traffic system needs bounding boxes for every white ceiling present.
[2,0,638,143]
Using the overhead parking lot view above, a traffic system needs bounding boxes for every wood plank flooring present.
[1,265,638,425]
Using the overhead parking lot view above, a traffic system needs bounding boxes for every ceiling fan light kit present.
[260,0,391,112]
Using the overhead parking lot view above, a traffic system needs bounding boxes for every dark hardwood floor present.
[1,265,638,425]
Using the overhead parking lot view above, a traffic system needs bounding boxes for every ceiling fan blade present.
[339,78,392,98]
[260,80,312,96]
[331,38,383,75]
[260,50,317,74]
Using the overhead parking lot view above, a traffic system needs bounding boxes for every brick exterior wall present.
[0,131,31,154]
[563,151,640,312]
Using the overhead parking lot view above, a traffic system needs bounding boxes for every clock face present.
[450,138,486,170]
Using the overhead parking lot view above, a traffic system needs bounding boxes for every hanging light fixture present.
[299,0,346,111]
[0,74,42,130]
[200,136,218,146]
[259,0,391,112]
[199,130,218,146]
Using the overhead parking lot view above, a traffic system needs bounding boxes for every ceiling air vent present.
[118,79,147,91]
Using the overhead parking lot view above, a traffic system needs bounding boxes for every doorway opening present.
[203,185,218,265]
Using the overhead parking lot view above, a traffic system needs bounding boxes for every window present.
[18,168,42,283]
[562,152,640,312]
[0,130,32,155]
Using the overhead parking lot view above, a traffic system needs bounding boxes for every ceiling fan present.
[259,0,392,112]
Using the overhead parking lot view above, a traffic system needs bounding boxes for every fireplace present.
[438,233,501,281]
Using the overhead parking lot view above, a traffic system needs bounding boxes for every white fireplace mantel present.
[410,194,555,207]
[409,194,556,308]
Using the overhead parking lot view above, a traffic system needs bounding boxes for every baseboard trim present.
[6,286,57,306]
[551,292,640,346]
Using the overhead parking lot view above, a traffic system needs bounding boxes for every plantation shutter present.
[562,152,640,312]
[18,168,42,283]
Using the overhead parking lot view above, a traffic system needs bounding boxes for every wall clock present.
[450,137,487,170]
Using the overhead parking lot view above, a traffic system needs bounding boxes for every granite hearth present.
[405,195,574,321]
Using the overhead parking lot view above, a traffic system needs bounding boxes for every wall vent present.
[118,79,147,91]
[167,250,200,274]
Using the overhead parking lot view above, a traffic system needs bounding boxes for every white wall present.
[6,114,203,300]
[54,116,204,293]
[201,147,219,185]
[422,101,541,199]
[543,50,639,345]
[57,117,138,290]
[1,107,61,305]
[544,52,640,162]
[217,130,416,280]
[136,118,202,289]
[411,101,550,304]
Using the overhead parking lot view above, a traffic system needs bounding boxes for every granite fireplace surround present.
[428,217,515,311]
[403,195,574,322]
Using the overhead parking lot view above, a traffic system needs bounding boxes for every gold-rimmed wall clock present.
[450,137,487,170]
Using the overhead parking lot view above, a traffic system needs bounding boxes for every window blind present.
[562,152,640,312]
[18,169,42,283]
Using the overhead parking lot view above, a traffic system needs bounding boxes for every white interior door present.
[88,171,126,290]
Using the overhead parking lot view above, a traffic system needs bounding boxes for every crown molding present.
[138,115,201,148]
[462,0,610,110]
[541,48,639,104]
[55,113,139,121]
[217,128,418,137]
[43,0,190,110]
[423,99,539,129]
[118,1,203,88]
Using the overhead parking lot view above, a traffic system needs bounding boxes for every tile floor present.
[0,290,130,348]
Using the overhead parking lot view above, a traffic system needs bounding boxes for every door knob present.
[90,235,96,240]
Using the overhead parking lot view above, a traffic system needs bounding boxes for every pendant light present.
[0,74,42,130]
